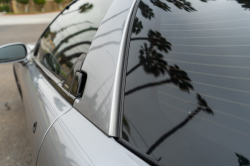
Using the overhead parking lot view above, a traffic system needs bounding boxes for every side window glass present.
[36,0,114,80]
[123,0,250,166]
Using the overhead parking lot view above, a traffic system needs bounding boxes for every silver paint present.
[36,107,71,166]
[34,58,61,84]
[14,56,72,162]
[37,108,149,166]
[109,0,138,136]
[58,82,75,100]
[74,0,137,137]
[26,43,36,52]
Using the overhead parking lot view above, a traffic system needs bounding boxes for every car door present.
[13,1,93,163]
[14,60,73,164]
[36,0,150,165]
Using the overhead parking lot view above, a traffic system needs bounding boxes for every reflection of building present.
[38,34,55,60]
[10,0,71,13]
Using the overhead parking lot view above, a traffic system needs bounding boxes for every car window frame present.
[116,0,163,165]
[32,0,82,105]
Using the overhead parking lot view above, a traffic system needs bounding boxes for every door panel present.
[14,61,72,162]
[37,108,149,166]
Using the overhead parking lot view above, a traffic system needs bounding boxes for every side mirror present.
[0,43,27,63]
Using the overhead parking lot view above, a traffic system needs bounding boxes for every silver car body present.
[13,0,149,165]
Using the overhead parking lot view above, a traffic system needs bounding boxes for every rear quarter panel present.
[14,60,72,163]
[37,108,149,166]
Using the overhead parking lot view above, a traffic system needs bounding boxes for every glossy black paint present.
[70,71,87,97]
[62,55,85,92]
[122,0,250,165]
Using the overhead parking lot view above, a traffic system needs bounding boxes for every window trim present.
[32,0,81,83]
[34,57,76,105]
[117,0,165,165]
[118,0,139,139]
[116,138,164,166]
[31,0,86,105]
[34,58,61,84]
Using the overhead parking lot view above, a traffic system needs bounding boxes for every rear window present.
[122,0,250,165]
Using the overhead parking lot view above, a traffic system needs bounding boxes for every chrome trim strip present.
[33,58,61,84]
[36,108,72,166]
[58,82,76,100]
[109,0,138,136]
[34,58,76,104]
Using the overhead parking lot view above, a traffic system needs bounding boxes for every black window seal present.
[116,138,164,166]
[116,0,163,166]
[34,59,75,105]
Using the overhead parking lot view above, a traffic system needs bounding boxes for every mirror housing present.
[0,43,28,63]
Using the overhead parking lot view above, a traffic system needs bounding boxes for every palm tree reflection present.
[79,3,93,13]
[125,64,193,95]
[39,2,96,80]
[235,153,250,166]
[43,2,96,58]
[139,1,155,19]
[236,0,250,10]
[150,0,196,12]
[132,17,143,35]
[124,0,215,157]
[53,27,97,56]
[146,94,213,154]
[127,30,172,76]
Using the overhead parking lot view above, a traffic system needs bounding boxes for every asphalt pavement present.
[0,12,56,166]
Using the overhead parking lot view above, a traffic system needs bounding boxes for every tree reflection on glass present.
[53,27,97,56]
[123,0,215,158]
[125,64,194,96]
[79,3,93,13]
[43,3,96,58]
[235,0,250,10]
[39,2,97,80]
[139,1,155,19]
[235,153,250,166]
[168,65,194,92]
[150,0,196,12]
[132,17,143,35]
[127,30,171,76]
[139,43,168,76]
[146,94,213,154]
[124,0,250,157]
